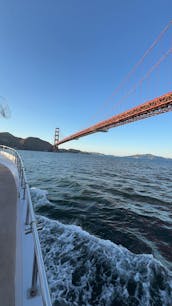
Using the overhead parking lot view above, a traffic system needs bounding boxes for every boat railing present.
[0,145,52,306]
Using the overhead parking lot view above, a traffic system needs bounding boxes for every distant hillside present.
[0,133,171,159]
[0,132,94,153]
[0,132,53,151]
[125,154,171,161]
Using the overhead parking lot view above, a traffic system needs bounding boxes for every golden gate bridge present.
[54,21,172,149]
[54,92,172,148]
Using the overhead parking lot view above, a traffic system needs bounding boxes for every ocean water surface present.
[20,150,172,306]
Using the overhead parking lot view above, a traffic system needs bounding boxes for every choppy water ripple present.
[39,217,172,306]
[21,151,172,305]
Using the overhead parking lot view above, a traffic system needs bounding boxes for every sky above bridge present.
[0,0,172,157]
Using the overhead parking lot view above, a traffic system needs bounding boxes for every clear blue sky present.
[0,0,172,157]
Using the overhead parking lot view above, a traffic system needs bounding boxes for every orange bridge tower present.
[54,128,59,151]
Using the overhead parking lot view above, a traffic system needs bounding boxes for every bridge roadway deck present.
[0,164,17,306]
[56,92,172,146]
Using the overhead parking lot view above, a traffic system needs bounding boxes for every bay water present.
[21,150,172,306]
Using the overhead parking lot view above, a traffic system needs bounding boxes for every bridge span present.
[56,92,172,146]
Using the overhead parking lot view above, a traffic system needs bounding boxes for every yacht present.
[0,145,52,306]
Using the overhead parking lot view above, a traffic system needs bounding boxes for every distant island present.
[0,132,171,161]
[124,154,172,161]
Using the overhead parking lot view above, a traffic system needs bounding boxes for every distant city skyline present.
[0,0,172,157]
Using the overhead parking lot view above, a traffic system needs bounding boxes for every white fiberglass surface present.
[0,152,19,185]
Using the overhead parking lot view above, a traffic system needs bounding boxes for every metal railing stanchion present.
[30,252,38,297]
[25,191,30,226]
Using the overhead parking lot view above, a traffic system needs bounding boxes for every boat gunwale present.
[0,145,52,306]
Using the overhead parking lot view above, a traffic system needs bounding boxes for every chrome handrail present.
[0,145,52,306]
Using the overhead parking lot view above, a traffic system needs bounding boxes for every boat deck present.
[0,164,17,306]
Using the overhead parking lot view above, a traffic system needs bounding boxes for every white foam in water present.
[32,188,172,306]
[31,187,53,209]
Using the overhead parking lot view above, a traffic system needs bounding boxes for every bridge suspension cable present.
[87,20,172,124]
[110,46,172,113]
[56,22,172,147]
